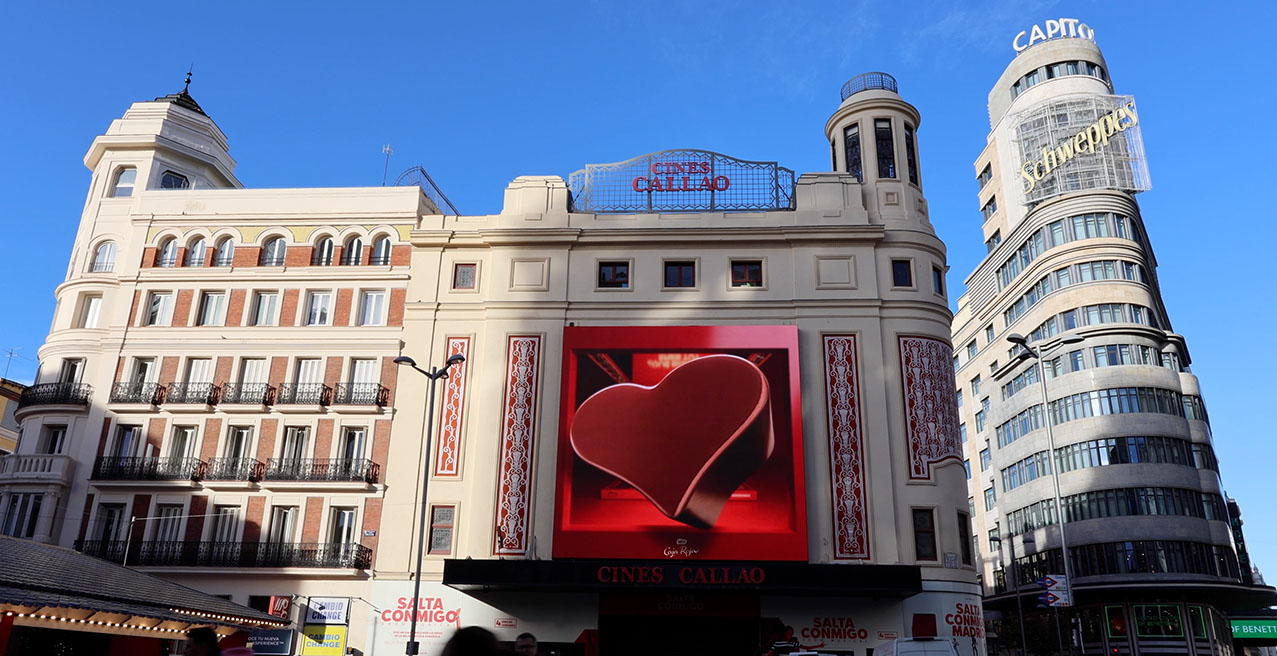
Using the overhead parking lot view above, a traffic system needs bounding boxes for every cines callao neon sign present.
[1020,101,1138,194]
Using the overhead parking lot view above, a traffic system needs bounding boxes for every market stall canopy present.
[0,536,290,640]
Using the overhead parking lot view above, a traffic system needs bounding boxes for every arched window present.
[371,236,392,266]
[160,171,190,189]
[260,238,287,266]
[90,241,116,273]
[185,238,207,267]
[110,168,136,198]
[157,238,178,267]
[312,237,335,266]
[341,237,364,265]
[213,238,235,267]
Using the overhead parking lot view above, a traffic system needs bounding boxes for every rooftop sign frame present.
[568,149,796,214]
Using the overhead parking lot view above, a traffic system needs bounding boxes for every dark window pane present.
[913,508,937,560]
[904,124,920,185]
[730,261,762,287]
[876,119,896,179]
[665,261,695,288]
[598,261,629,289]
[892,260,913,287]
[844,124,863,182]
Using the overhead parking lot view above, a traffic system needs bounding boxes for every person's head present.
[514,632,538,656]
[184,627,221,656]
[441,626,499,656]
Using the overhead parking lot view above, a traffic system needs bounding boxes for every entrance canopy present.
[0,536,289,640]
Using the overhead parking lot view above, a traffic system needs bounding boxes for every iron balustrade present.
[166,382,220,405]
[18,382,93,409]
[92,456,205,481]
[259,255,286,266]
[840,72,898,100]
[109,381,164,404]
[213,256,235,267]
[220,382,274,405]
[156,256,178,267]
[90,260,115,273]
[76,540,371,568]
[332,382,388,406]
[276,383,330,405]
[204,457,265,482]
[369,253,392,266]
[264,458,379,483]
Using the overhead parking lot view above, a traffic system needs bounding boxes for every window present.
[975,408,987,433]
[91,242,116,272]
[250,291,278,327]
[963,460,971,480]
[305,291,332,326]
[875,118,896,179]
[843,123,863,182]
[428,505,456,555]
[185,238,206,267]
[159,171,190,189]
[358,290,386,326]
[152,504,184,542]
[985,325,995,344]
[225,426,252,459]
[977,164,992,188]
[77,294,102,329]
[267,506,298,544]
[984,487,996,511]
[904,124,920,185]
[959,423,967,443]
[979,448,990,471]
[209,505,240,542]
[330,507,358,545]
[966,341,977,360]
[95,503,126,542]
[985,230,1001,253]
[195,292,226,326]
[60,358,85,384]
[932,267,944,295]
[982,196,998,221]
[110,168,136,197]
[912,508,937,561]
[891,259,913,288]
[341,237,364,265]
[169,425,197,459]
[971,376,981,397]
[731,260,763,287]
[312,238,335,266]
[371,237,392,265]
[452,263,477,290]
[39,425,67,454]
[341,426,367,462]
[597,261,629,289]
[111,425,142,459]
[213,238,235,267]
[2,493,43,538]
[664,261,696,288]
[957,512,972,565]
[956,390,963,408]
[281,425,310,462]
[157,238,178,267]
[260,238,287,266]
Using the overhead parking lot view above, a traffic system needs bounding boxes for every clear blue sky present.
[3,1,1275,581]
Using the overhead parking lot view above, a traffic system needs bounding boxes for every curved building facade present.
[953,28,1273,656]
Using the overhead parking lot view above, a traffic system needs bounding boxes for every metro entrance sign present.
[568,149,796,214]
[1037,574,1071,607]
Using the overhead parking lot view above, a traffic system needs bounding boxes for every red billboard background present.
[553,326,807,560]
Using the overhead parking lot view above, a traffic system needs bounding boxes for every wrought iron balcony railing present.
[840,71,898,100]
[369,254,391,266]
[220,382,274,405]
[264,458,379,483]
[276,383,330,405]
[109,381,163,405]
[259,254,287,266]
[18,382,93,409]
[166,382,220,405]
[204,457,265,482]
[90,260,115,273]
[77,540,372,569]
[332,382,388,406]
[91,456,205,481]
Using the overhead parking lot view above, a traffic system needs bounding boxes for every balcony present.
[332,382,388,407]
[92,456,205,482]
[204,457,264,482]
[109,381,163,405]
[219,383,274,407]
[264,458,379,484]
[77,540,372,569]
[275,383,330,409]
[0,454,76,487]
[17,382,93,412]
[166,382,220,406]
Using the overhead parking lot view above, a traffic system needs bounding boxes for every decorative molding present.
[493,335,541,555]
[823,335,869,559]
[899,336,963,481]
[433,337,471,477]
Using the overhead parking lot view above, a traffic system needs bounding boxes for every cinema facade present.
[7,72,979,655]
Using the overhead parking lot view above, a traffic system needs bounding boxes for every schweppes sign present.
[1021,100,1138,194]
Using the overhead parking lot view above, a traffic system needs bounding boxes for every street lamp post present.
[990,523,1028,656]
[394,353,465,656]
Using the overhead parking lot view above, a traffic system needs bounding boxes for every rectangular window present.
[452,263,477,290]
[281,426,309,461]
[152,504,184,542]
[959,423,967,443]
[971,376,981,397]
[78,294,103,329]
[730,260,763,287]
[597,261,630,289]
[982,196,998,221]
[904,124,919,185]
[875,118,896,179]
[358,290,387,326]
[1,493,43,538]
[932,267,944,295]
[977,164,993,188]
[341,426,367,462]
[963,460,971,479]
[844,124,863,182]
[664,261,696,288]
[966,341,977,360]
[980,449,990,471]
[912,508,937,561]
[267,506,298,544]
[144,292,173,326]
[195,292,226,326]
[985,325,995,344]
[984,487,996,511]
[225,426,252,459]
[957,512,972,565]
[428,505,456,555]
[112,425,142,459]
[169,425,197,459]
[209,505,240,542]
[304,291,332,326]
[330,507,357,544]
[95,503,126,542]
[986,231,1002,253]
[250,291,278,326]
[40,425,67,454]
[891,259,913,288]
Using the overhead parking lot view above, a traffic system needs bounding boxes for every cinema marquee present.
[568,149,796,213]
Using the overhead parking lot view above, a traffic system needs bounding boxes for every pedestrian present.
[183,627,222,656]
[441,626,500,656]
[514,632,539,656]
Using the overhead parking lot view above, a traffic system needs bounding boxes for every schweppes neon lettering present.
[1020,101,1138,194]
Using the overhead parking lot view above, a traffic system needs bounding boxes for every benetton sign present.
[568,149,795,213]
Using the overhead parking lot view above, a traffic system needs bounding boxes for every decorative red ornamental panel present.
[434,337,471,477]
[899,336,963,480]
[823,335,869,559]
[493,335,542,556]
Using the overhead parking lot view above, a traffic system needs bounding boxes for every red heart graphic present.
[569,354,774,529]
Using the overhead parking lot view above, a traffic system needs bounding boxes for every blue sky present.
[3,1,1276,580]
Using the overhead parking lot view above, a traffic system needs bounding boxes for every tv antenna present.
[3,347,19,379]
[381,144,393,186]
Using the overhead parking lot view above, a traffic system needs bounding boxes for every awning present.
[0,536,290,640]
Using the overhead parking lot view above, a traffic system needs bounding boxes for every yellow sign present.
[300,624,347,656]
[1020,101,1139,194]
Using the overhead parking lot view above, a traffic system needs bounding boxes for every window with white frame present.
[152,504,184,542]
[39,425,67,454]
[144,292,173,326]
[95,503,127,542]
[330,507,358,544]
[213,238,235,267]
[428,505,455,555]
[110,168,136,198]
[1,493,43,538]
[342,237,364,265]
[452,263,477,290]
[250,291,278,327]
[209,505,240,542]
[111,424,143,459]
[358,290,386,326]
[91,241,117,272]
[341,426,367,462]
[159,171,190,189]
[78,294,102,329]
[267,506,298,544]
[305,291,332,326]
[169,425,197,459]
[157,238,178,267]
[313,237,335,266]
[371,236,392,265]
[195,291,226,326]
[260,238,287,266]
[185,238,206,267]
[225,426,253,459]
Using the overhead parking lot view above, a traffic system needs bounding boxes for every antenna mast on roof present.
[381,144,393,186]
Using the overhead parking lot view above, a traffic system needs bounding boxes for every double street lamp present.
[394,353,466,656]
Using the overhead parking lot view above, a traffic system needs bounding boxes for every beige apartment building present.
[4,74,982,656]
[952,26,1274,656]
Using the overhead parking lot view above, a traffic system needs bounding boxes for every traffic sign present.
[1036,574,1072,606]
[1037,576,1058,589]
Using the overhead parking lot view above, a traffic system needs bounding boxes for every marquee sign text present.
[1013,18,1095,52]
[1021,100,1138,194]
[632,160,731,193]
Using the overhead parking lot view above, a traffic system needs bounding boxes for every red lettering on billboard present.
[632,161,730,193]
